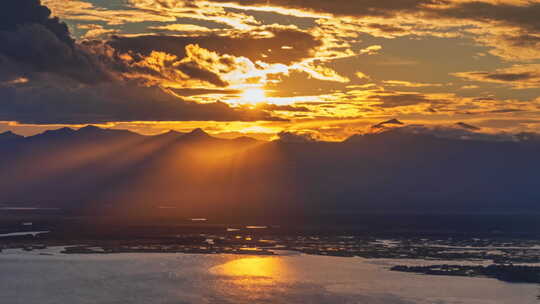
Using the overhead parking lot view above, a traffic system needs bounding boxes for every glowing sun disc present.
[241,88,266,104]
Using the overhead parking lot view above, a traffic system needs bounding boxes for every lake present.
[0,248,538,304]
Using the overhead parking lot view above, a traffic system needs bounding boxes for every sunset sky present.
[1,0,540,140]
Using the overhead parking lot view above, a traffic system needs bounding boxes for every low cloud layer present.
[0,83,281,124]
[454,65,540,89]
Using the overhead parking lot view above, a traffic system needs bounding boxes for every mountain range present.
[1,123,540,222]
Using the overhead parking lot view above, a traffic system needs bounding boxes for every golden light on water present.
[208,257,288,299]
[216,257,283,278]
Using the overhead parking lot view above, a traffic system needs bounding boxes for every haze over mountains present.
[1,122,540,221]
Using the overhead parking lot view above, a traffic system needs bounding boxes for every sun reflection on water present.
[217,257,283,278]
[210,256,288,298]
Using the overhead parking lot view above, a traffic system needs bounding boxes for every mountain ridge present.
[1,123,540,219]
[3,121,540,144]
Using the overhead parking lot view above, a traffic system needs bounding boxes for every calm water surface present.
[0,248,538,304]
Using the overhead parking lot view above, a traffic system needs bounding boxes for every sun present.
[240,88,266,104]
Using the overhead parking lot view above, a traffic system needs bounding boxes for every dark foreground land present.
[2,214,540,284]
[391,264,540,284]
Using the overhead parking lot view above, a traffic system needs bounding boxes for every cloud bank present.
[0,0,284,124]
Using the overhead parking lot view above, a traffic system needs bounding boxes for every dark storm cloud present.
[0,25,113,84]
[109,26,322,65]
[0,0,73,45]
[0,0,285,124]
[0,83,282,124]
[0,0,112,84]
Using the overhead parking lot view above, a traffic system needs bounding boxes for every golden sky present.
[1,0,540,140]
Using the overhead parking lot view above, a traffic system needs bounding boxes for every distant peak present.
[78,125,102,132]
[456,122,480,131]
[0,130,22,139]
[234,136,258,143]
[43,127,75,135]
[155,130,185,139]
[186,128,210,137]
[372,118,404,129]
[175,128,214,141]
[165,130,183,135]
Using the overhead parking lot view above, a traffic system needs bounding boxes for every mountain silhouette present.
[180,128,215,141]
[0,131,23,142]
[1,126,540,223]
